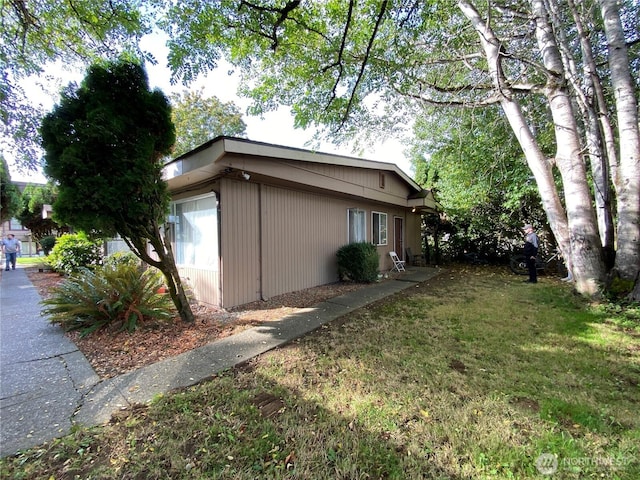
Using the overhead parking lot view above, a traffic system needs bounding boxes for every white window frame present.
[347,208,366,243]
[371,211,388,246]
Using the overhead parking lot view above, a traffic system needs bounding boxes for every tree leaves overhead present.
[161,1,483,145]
[169,88,247,157]
[1,0,151,170]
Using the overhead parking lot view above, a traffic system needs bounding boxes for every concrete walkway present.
[1,264,441,457]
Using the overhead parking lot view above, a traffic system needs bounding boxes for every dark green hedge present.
[337,242,380,283]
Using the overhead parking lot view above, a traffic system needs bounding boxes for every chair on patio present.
[405,247,426,266]
[389,251,406,272]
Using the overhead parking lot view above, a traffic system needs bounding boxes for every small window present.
[9,218,27,230]
[372,212,387,245]
[379,172,386,189]
[348,208,366,243]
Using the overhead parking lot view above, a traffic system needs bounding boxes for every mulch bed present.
[26,268,370,378]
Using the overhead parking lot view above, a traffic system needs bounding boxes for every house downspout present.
[217,193,223,307]
[258,183,266,300]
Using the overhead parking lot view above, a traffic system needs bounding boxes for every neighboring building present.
[165,137,439,308]
[1,182,42,256]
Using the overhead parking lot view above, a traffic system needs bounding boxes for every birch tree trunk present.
[458,0,605,295]
[599,0,640,291]
[563,0,615,260]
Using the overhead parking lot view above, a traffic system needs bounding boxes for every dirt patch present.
[509,396,540,413]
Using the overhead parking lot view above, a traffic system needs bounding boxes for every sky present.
[9,32,414,183]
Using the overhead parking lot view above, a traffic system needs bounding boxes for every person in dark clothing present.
[522,224,539,283]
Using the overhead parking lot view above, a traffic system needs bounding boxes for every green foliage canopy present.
[160,1,444,147]
[170,88,247,157]
[16,183,60,242]
[0,157,21,223]
[41,60,175,238]
[410,107,549,255]
[1,0,149,170]
[41,59,195,322]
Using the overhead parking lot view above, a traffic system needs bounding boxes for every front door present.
[394,217,404,261]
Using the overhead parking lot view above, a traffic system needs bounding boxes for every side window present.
[372,212,387,245]
[9,218,26,230]
[348,208,366,243]
[171,194,218,269]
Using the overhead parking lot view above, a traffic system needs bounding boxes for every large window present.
[171,194,218,270]
[372,212,387,245]
[348,208,366,243]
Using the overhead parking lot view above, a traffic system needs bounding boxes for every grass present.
[16,256,47,266]
[1,266,638,479]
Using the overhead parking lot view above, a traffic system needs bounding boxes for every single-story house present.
[164,136,439,308]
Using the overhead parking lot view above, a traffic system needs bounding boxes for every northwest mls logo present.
[536,453,559,475]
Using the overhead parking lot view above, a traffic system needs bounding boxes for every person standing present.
[522,224,539,283]
[2,234,21,271]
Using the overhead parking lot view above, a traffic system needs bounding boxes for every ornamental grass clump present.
[42,263,175,336]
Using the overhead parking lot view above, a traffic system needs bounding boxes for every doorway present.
[394,217,404,260]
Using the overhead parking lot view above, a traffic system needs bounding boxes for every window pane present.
[348,209,366,243]
[372,212,387,245]
[9,218,24,230]
[173,195,218,269]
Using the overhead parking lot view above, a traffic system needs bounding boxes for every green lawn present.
[16,256,46,266]
[1,266,638,479]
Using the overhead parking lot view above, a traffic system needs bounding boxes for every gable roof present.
[165,136,440,212]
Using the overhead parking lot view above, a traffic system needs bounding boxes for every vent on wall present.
[379,172,386,189]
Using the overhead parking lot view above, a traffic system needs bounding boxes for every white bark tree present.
[599,0,640,287]
[162,1,640,296]
[459,0,607,295]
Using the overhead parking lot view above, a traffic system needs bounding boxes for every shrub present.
[39,235,57,255]
[46,233,103,274]
[336,242,380,283]
[102,251,140,269]
[42,263,175,336]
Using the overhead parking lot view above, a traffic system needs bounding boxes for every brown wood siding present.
[182,178,423,308]
[260,185,343,299]
[179,266,220,306]
[220,154,410,207]
[297,161,409,197]
[220,178,261,307]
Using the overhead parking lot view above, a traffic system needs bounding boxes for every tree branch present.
[239,0,301,50]
[335,0,389,131]
[322,0,355,108]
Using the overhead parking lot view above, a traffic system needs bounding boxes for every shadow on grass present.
[2,266,638,479]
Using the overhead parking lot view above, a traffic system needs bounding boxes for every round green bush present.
[103,251,141,269]
[39,235,57,255]
[46,233,103,275]
[336,242,380,283]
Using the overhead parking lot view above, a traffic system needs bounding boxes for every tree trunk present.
[599,0,640,292]
[124,225,195,323]
[532,0,605,294]
[159,223,195,323]
[563,0,615,263]
[459,0,606,296]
